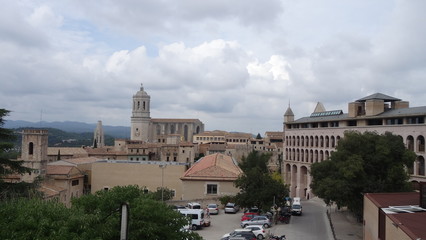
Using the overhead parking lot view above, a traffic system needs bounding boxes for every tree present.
[235,151,289,211]
[0,109,37,200]
[0,185,202,240]
[310,131,416,219]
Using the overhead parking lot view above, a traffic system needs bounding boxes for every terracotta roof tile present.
[365,192,419,208]
[46,165,74,175]
[388,212,426,239]
[181,153,242,181]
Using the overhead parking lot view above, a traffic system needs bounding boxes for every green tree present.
[0,109,37,200]
[310,131,416,219]
[0,185,202,240]
[235,151,289,211]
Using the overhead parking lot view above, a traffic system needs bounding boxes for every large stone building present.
[283,93,426,199]
[130,84,204,143]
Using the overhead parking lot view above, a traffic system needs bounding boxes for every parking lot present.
[196,199,333,240]
[197,209,285,240]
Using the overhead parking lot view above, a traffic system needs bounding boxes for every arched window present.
[417,135,425,152]
[418,157,425,176]
[407,136,414,151]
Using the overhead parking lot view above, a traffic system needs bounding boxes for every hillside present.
[5,120,130,139]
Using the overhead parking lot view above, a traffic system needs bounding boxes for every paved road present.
[197,198,333,240]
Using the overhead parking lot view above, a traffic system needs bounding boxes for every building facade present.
[130,84,204,142]
[283,93,426,199]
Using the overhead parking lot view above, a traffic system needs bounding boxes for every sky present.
[1,0,426,135]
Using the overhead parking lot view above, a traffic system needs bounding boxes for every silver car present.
[224,203,240,214]
[241,216,271,228]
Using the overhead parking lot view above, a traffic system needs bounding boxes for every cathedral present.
[130,84,204,143]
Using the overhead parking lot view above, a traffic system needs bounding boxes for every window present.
[72,180,79,186]
[207,184,218,194]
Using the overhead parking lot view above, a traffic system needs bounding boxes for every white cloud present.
[2,0,426,134]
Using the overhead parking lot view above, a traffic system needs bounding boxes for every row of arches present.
[285,148,334,163]
[284,163,310,199]
[285,135,341,148]
[406,135,425,152]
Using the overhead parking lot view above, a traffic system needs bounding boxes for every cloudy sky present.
[1,0,426,134]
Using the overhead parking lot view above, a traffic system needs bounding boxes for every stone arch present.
[320,136,324,147]
[310,136,314,147]
[319,150,324,162]
[291,165,298,198]
[300,166,308,199]
[314,136,319,147]
[331,136,336,148]
[285,164,291,184]
[406,135,414,151]
[310,150,314,163]
[417,156,425,176]
[325,136,329,148]
[324,150,329,160]
[417,135,425,152]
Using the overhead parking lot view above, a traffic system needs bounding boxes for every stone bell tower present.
[20,129,48,182]
[131,84,151,141]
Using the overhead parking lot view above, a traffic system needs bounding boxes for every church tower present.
[131,84,151,141]
[20,129,48,182]
[93,120,105,148]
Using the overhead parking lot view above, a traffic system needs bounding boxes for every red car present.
[241,212,259,221]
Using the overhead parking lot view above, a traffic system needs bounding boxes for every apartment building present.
[283,93,426,199]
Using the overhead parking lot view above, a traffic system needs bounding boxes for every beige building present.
[91,160,188,200]
[180,153,242,201]
[194,130,283,171]
[130,84,204,142]
[283,93,426,199]
[363,192,426,240]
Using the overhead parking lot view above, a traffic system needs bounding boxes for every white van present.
[178,209,205,230]
[291,197,302,215]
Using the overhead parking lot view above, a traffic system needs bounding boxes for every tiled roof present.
[181,153,242,181]
[48,147,88,156]
[387,212,426,239]
[356,93,401,102]
[365,192,419,208]
[40,184,65,198]
[64,157,100,164]
[46,165,74,175]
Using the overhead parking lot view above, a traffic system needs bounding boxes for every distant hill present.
[5,120,130,139]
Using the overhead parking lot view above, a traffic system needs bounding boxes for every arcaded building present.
[130,85,204,143]
[283,93,426,199]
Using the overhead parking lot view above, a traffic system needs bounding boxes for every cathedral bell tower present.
[131,84,151,141]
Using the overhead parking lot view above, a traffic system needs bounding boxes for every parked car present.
[207,203,219,215]
[244,207,259,213]
[221,229,257,240]
[244,225,266,239]
[225,202,240,214]
[241,212,259,221]
[187,202,202,209]
[241,216,271,228]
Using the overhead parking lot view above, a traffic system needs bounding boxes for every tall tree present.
[0,109,36,200]
[310,131,416,219]
[235,151,289,211]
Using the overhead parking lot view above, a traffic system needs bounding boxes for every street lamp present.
[159,164,166,201]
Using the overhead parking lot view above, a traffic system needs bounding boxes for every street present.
[197,198,333,240]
